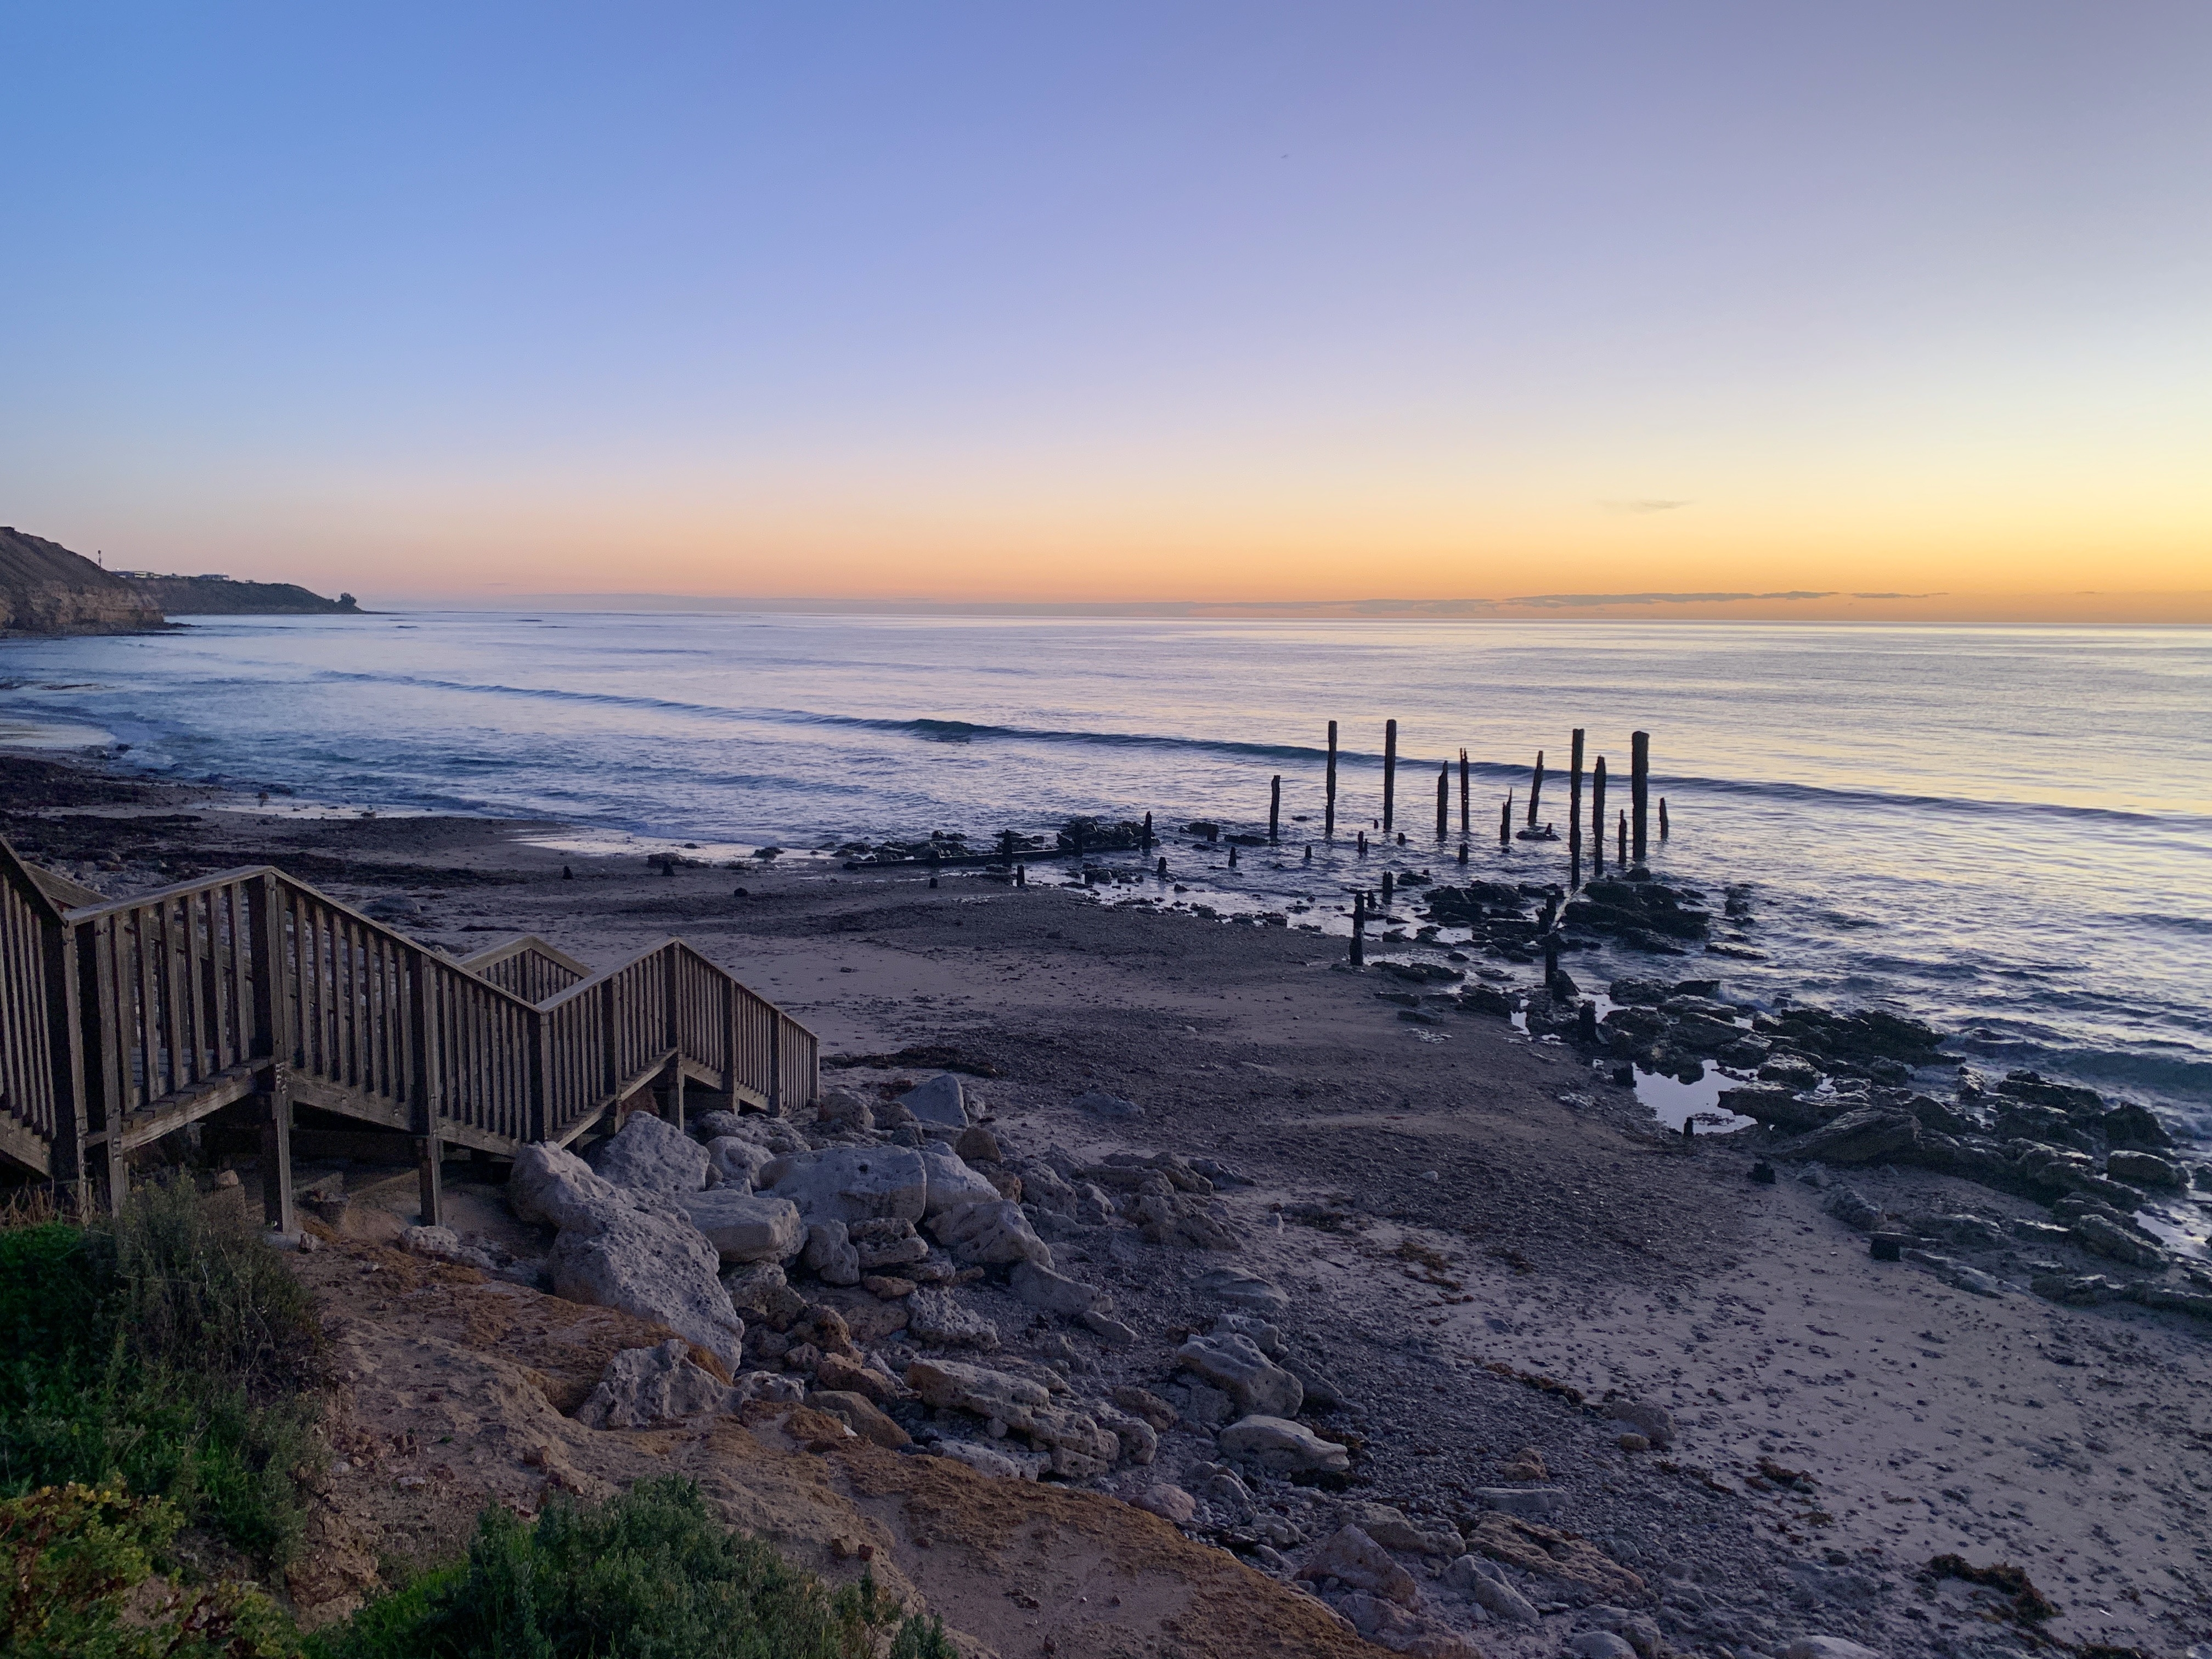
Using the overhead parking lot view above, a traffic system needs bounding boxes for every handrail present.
[0,838,819,1206]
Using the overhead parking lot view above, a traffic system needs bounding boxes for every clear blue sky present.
[4,3,2208,613]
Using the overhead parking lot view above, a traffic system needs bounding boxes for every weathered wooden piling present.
[1324,720,1339,841]
[1459,748,1470,836]
[1350,892,1366,966]
[1591,757,1607,874]
[1568,729,1585,849]
[1016,863,1026,887]
[1617,809,1628,866]
[1458,842,1469,865]
[1142,811,1154,850]
[1631,730,1650,865]
[1269,776,1282,843]
[1499,793,1511,845]
[1527,750,1545,826]
[1381,870,1395,910]
[1156,856,1168,875]
[1435,764,1448,838]
[1382,719,1398,832]
[1357,829,1367,856]
[1659,798,1670,840]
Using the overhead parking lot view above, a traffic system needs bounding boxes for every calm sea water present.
[4,612,2208,1134]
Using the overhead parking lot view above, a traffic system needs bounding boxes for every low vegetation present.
[0,1185,955,1658]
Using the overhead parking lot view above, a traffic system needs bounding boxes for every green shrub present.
[0,1480,301,1658]
[314,1477,955,1659]
[0,1180,322,1563]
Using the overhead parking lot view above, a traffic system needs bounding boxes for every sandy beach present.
[3,750,2208,1659]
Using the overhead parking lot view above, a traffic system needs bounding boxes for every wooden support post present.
[1015,863,1026,887]
[1457,841,1469,865]
[1458,748,1470,836]
[1659,798,1670,840]
[1499,792,1511,845]
[1356,830,1366,856]
[1269,776,1281,843]
[1590,758,1607,876]
[1543,930,1560,991]
[415,1127,443,1227]
[1435,763,1448,838]
[1142,811,1153,850]
[766,1016,785,1117]
[1349,893,1365,967]
[1381,720,1397,833]
[1618,809,1628,867]
[1631,730,1650,865]
[261,1071,297,1234]
[1324,720,1338,841]
[668,1059,686,1132]
[1381,870,1394,911]
[1527,751,1545,826]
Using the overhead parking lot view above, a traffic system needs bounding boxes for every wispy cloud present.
[1502,590,1834,609]
[1599,498,1691,514]
[1850,591,1945,599]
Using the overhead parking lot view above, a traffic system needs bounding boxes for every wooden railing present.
[0,839,817,1217]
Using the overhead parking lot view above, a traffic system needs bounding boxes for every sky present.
[2,2,2209,619]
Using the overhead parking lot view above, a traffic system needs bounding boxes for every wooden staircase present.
[0,837,816,1229]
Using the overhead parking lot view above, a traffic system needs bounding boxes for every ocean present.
[3,611,2207,1136]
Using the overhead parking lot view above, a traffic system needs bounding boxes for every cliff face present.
[0,527,170,636]
[125,574,360,616]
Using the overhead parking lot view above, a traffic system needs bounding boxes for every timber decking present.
[0,838,816,1227]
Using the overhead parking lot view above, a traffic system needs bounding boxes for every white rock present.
[1071,1088,1142,1119]
[930,1199,1053,1267]
[692,1110,809,1155]
[399,1225,496,1271]
[1175,1332,1303,1417]
[704,1136,773,1190]
[1211,1312,1284,1355]
[919,1143,1001,1216]
[588,1110,710,1194]
[759,1146,928,1225]
[899,1073,970,1128]
[1132,1484,1197,1523]
[933,1439,1040,1480]
[574,1337,740,1429]
[1218,1414,1350,1474]
[1009,1259,1105,1316]
[906,1287,1000,1350]
[1344,1502,1461,1557]
[905,1356,1119,1476]
[801,1220,862,1286]
[1446,1555,1539,1622]
[678,1190,804,1264]
[509,1142,625,1231]
[1294,1525,1418,1605]
[549,1205,746,1369]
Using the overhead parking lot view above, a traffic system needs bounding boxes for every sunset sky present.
[3,3,2208,619]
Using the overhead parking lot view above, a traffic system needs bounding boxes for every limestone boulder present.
[574,1338,739,1429]
[692,1110,809,1156]
[723,1261,806,1329]
[1446,1555,1539,1622]
[704,1136,774,1190]
[898,1073,969,1130]
[1132,1485,1197,1525]
[1218,1414,1350,1474]
[1346,1502,1462,1558]
[919,1144,1001,1215]
[509,1142,626,1232]
[1294,1525,1418,1605]
[807,1389,909,1449]
[1604,1398,1677,1449]
[399,1225,496,1272]
[1775,1106,1920,1165]
[929,1199,1053,1267]
[1193,1267,1288,1313]
[905,1288,1000,1350]
[678,1190,804,1264]
[760,1146,928,1225]
[904,1356,1121,1476]
[801,1220,863,1286]
[1009,1259,1107,1317]
[589,1110,710,1194]
[549,1205,746,1369]
[1472,1487,1566,1519]
[1175,1332,1302,1418]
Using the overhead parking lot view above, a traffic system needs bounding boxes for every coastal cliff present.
[0,526,169,636]
[123,572,360,615]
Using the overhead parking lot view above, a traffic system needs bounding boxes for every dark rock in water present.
[1457,984,1514,1017]
[1565,879,1711,943]
[2100,1103,2174,1151]
[1720,1086,1832,1133]
[1904,1093,1980,1136]
[1758,1052,1821,1088]
[1666,1011,1748,1054]
[2106,1149,2185,1190]
[1993,1101,2092,1150]
[1058,816,1148,852]
[1754,1005,1948,1071]
[1601,1006,1666,1041]
[1775,1106,1921,1165]
[1608,978,1672,1006]
[1996,1069,2104,1118]
[1377,961,1462,985]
